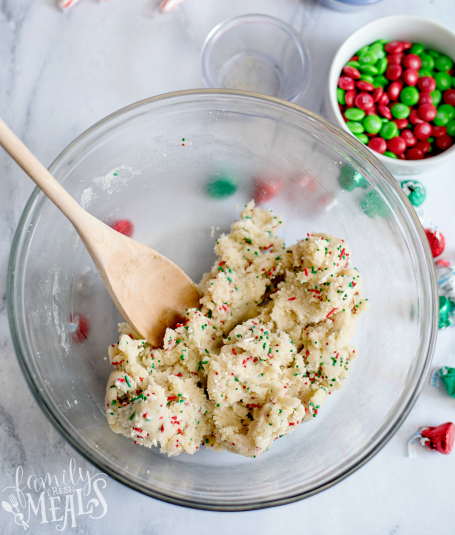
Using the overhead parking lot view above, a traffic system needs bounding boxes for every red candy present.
[368,137,387,154]
[403,53,422,70]
[418,92,432,105]
[69,314,90,342]
[365,106,378,116]
[421,423,455,454]
[418,76,436,93]
[414,122,432,140]
[343,65,361,79]
[386,53,403,65]
[388,82,402,101]
[372,86,383,103]
[345,90,356,108]
[443,88,455,106]
[432,125,447,137]
[425,228,445,257]
[356,80,374,92]
[393,118,408,129]
[436,134,453,150]
[378,104,392,119]
[385,41,405,54]
[401,41,412,50]
[112,219,134,238]
[403,68,419,86]
[409,109,424,125]
[415,140,431,153]
[253,177,282,204]
[355,92,374,110]
[386,64,402,81]
[400,129,417,146]
[338,76,355,91]
[388,136,407,155]
[379,93,390,106]
[418,103,437,122]
[407,147,424,160]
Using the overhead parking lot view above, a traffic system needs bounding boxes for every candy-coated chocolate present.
[400,129,417,146]
[112,219,134,238]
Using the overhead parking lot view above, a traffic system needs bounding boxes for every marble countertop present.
[1,0,455,533]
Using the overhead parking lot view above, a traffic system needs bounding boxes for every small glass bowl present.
[201,15,311,103]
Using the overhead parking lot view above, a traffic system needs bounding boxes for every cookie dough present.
[105,201,369,457]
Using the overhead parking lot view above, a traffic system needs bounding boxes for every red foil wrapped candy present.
[420,422,455,454]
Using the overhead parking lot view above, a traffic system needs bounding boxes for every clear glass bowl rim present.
[200,14,312,103]
[7,89,438,511]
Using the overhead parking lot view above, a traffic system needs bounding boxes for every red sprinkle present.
[326,308,338,318]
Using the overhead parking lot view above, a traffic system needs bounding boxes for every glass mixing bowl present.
[8,89,437,511]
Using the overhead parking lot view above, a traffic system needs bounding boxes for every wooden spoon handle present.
[0,118,93,233]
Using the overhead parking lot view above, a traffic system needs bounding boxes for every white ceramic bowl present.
[325,16,455,176]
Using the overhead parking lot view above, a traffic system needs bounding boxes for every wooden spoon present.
[0,118,200,346]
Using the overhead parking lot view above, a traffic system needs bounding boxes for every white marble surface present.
[1,0,455,533]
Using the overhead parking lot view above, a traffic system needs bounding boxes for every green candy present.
[373,39,389,46]
[439,296,454,329]
[373,75,388,88]
[420,53,435,70]
[206,173,237,198]
[338,164,368,191]
[400,180,426,207]
[355,133,369,144]
[383,151,398,159]
[360,75,375,83]
[435,55,453,72]
[441,103,455,120]
[346,61,360,68]
[337,88,346,105]
[359,51,378,66]
[381,117,390,124]
[435,72,452,91]
[369,44,385,60]
[427,49,441,59]
[446,120,455,137]
[356,45,370,57]
[345,107,365,121]
[430,89,442,106]
[418,69,433,78]
[434,104,455,126]
[380,121,399,139]
[363,114,382,134]
[376,58,388,75]
[360,190,389,218]
[346,121,364,134]
[439,367,455,398]
[400,87,419,106]
[453,77,455,87]
[359,65,379,75]
[391,103,410,120]
[410,43,424,55]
